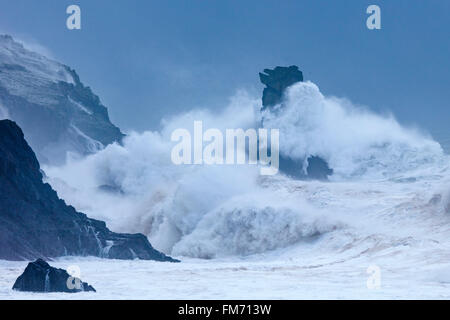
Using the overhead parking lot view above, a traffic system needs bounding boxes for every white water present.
[11,81,446,299]
[0,35,74,106]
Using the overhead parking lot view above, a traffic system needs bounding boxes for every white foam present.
[0,101,9,120]
[43,82,449,259]
[262,82,443,179]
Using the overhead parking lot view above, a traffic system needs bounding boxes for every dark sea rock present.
[0,119,178,262]
[259,66,333,180]
[13,259,96,293]
[259,66,303,110]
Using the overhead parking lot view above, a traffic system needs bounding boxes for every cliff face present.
[0,119,176,262]
[0,35,124,165]
[259,66,332,180]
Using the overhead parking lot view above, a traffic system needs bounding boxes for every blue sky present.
[0,0,449,146]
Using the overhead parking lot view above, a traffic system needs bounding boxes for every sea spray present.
[261,82,443,179]
[43,82,446,257]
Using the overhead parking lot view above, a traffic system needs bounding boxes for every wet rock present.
[13,259,96,293]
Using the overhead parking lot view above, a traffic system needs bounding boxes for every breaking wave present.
[262,82,443,179]
[172,193,341,258]
[43,81,447,258]
[0,102,9,120]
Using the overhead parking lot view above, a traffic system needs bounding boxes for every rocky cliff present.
[0,35,124,165]
[0,119,177,262]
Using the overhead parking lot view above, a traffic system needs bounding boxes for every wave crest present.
[44,82,446,257]
[262,82,443,179]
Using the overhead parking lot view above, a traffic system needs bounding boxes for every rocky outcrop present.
[13,259,95,293]
[0,119,178,262]
[259,65,303,110]
[259,66,333,180]
[0,34,124,165]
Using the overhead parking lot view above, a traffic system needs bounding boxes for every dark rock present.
[13,259,96,293]
[305,156,333,180]
[259,66,333,180]
[0,119,178,262]
[259,66,303,110]
[279,156,333,181]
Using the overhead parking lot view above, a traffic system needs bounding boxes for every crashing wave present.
[44,81,447,258]
[262,82,443,179]
[172,193,341,258]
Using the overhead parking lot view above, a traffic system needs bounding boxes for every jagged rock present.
[0,119,178,262]
[259,66,303,110]
[259,66,333,180]
[0,34,124,165]
[13,259,95,293]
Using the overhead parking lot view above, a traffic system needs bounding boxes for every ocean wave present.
[262,82,443,179]
[43,82,447,257]
[172,193,341,258]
